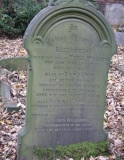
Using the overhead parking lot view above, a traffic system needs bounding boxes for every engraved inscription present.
[23,20,109,150]
[30,23,106,135]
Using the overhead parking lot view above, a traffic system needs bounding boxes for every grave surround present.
[17,0,117,159]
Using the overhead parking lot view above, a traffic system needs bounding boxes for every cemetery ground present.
[0,36,124,160]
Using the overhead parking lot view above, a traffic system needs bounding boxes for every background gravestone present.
[105,3,124,26]
[17,0,117,159]
[115,32,124,46]
[0,57,28,111]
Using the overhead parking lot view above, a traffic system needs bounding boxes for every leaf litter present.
[0,37,124,160]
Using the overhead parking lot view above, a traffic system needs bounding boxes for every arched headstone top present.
[23,2,117,56]
[48,0,99,10]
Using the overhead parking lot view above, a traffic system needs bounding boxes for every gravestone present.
[0,57,28,111]
[115,32,124,46]
[105,3,124,26]
[17,0,117,159]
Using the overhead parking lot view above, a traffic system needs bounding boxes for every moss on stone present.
[34,141,108,160]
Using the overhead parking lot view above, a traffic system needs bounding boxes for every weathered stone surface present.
[115,32,124,46]
[0,57,28,71]
[105,4,124,26]
[0,69,18,112]
[17,0,117,159]
[1,82,18,112]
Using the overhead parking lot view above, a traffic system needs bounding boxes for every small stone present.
[10,128,16,133]
[1,131,7,135]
